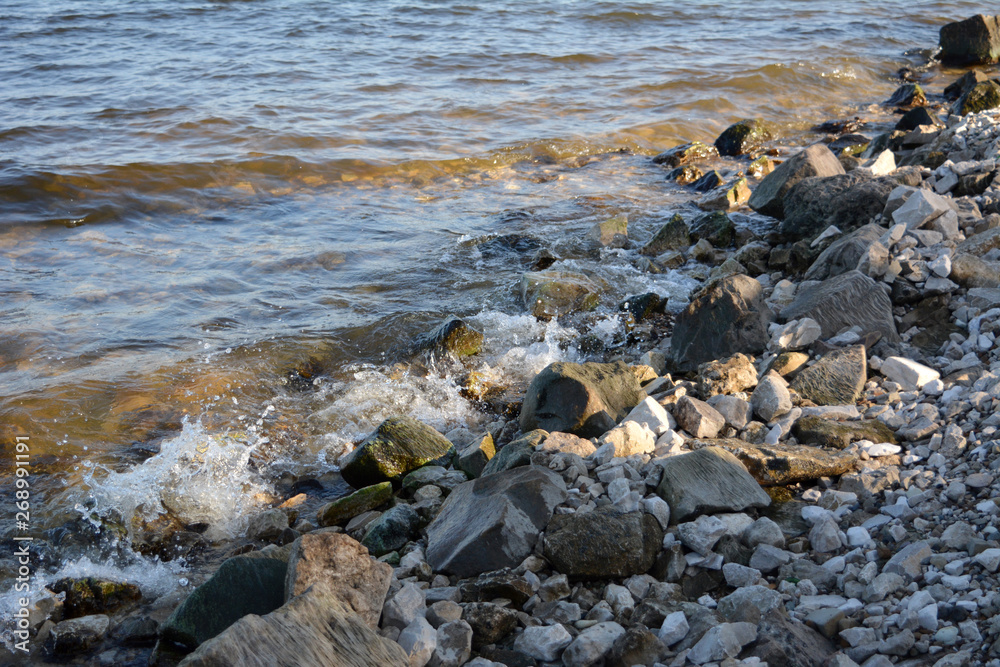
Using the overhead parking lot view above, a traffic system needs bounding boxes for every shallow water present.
[0,0,993,647]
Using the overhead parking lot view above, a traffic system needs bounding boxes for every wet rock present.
[588,214,628,247]
[781,271,897,342]
[415,318,484,358]
[521,270,601,320]
[886,83,927,107]
[692,170,724,192]
[425,466,567,577]
[652,141,718,167]
[47,614,110,655]
[748,144,845,219]
[690,211,736,247]
[52,577,141,619]
[746,609,835,667]
[544,507,663,579]
[480,429,547,476]
[457,433,495,478]
[697,353,758,397]
[715,118,773,156]
[674,396,725,438]
[247,509,289,542]
[619,292,665,321]
[361,503,421,556]
[176,587,408,667]
[939,14,1000,66]
[696,439,858,486]
[789,345,867,406]
[666,165,703,184]
[792,416,895,450]
[462,603,518,648]
[340,417,455,489]
[698,177,751,211]
[317,482,393,527]
[669,274,774,373]
[520,361,644,438]
[803,224,886,282]
[656,446,770,522]
[944,70,990,101]
[284,532,391,628]
[161,555,288,651]
[562,622,627,667]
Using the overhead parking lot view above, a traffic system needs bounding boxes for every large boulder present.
[177,587,408,667]
[780,175,895,240]
[544,507,663,579]
[519,361,644,438]
[715,119,773,156]
[954,80,1000,116]
[748,144,845,219]
[790,345,867,406]
[425,466,567,577]
[803,224,887,281]
[691,439,859,486]
[521,270,601,320]
[792,416,896,450]
[669,275,774,373]
[656,447,770,523]
[339,417,454,489]
[939,15,1000,66]
[161,556,288,651]
[284,532,391,628]
[780,271,899,343]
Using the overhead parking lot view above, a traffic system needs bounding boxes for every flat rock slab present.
[317,482,393,527]
[177,587,408,667]
[790,345,867,406]
[782,271,898,343]
[544,507,663,579]
[519,361,644,438]
[792,416,896,450]
[690,439,859,486]
[339,416,455,489]
[426,466,567,577]
[656,446,770,523]
[748,144,845,219]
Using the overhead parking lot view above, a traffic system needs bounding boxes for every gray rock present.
[809,518,843,553]
[780,174,894,240]
[361,503,421,557]
[723,563,763,588]
[669,275,774,373]
[718,586,782,620]
[746,609,836,667]
[398,616,437,667]
[426,602,463,629]
[47,614,110,655]
[749,144,845,219]
[804,224,887,282]
[285,532,392,628]
[429,619,473,667]
[743,517,786,549]
[176,587,408,667]
[751,374,792,422]
[480,430,547,476]
[561,622,626,667]
[790,345,867,406]
[939,14,1000,66]
[457,433,495,478]
[678,515,729,556]
[674,396,725,438]
[426,466,567,577]
[707,395,752,429]
[883,540,932,581]
[658,611,690,647]
[687,622,758,664]
[656,447,770,522]
[382,582,426,631]
[544,507,663,578]
[514,624,573,662]
[780,270,898,343]
[520,361,645,438]
[750,544,793,573]
[462,603,518,648]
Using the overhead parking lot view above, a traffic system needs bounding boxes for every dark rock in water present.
[939,14,1000,66]
[116,615,160,646]
[692,170,724,192]
[896,107,938,132]
[715,118,773,156]
[360,503,420,556]
[652,141,718,168]
[748,155,775,179]
[588,214,629,247]
[790,345,867,406]
[812,118,863,135]
[666,165,703,185]
[953,80,1000,116]
[885,83,926,107]
[415,318,484,358]
[161,555,288,651]
[339,417,454,489]
[793,416,896,450]
[52,577,141,619]
[828,134,870,157]
[480,429,547,476]
[47,614,111,655]
[780,270,899,343]
[463,602,519,648]
[520,269,602,320]
[425,466,567,577]
[803,224,887,282]
[619,292,665,321]
[640,213,690,256]
[690,211,735,247]
[748,144,845,220]
[175,587,408,667]
[607,625,667,667]
[669,275,773,373]
[476,233,544,259]
[780,174,895,240]
[944,70,990,101]
[692,439,859,486]
[656,446,770,522]
[317,482,393,527]
[745,609,835,667]
[544,507,663,579]
[519,361,644,438]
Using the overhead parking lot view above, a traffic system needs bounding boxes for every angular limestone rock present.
[790,346,867,406]
[544,507,663,579]
[748,144,845,219]
[426,466,567,577]
[656,447,770,523]
[780,271,898,343]
[692,439,859,486]
[803,224,887,282]
[519,361,644,438]
[880,357,941,391]
[674,396,725,439]
[697,353,758,397]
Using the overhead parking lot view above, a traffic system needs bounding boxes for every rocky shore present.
[17,13,1000,667]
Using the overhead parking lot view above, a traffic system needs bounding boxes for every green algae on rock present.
[640,213,690,256]
[52,577,142,619]
[714,119,773,156]
[652,141,719,168]
[414,317,484,358]
[339,417,455,489]
[953,81,1000,116]
[520,270,602,320]
[691,438,859,486]
[317,482,393,527]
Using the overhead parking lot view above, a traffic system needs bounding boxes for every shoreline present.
[11,13,1000,667]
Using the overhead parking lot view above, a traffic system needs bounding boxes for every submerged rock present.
[715,118,773,156]
[520,270,602,320]
[939,14,1000,66]
[414,317,484,358]
[519,361,644,438]
[640,213,690,256]
[47,614,111,655]
[652,141,719,167]
[544,507,663,579]
[885,83,927,107]
[656,446,770,522]
[425,466,567,577]
[748,144,845,219]
[52,577,141,619]
[953,80,1000,116]
[339,417,455,489]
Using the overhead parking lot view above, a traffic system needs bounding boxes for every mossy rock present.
[640,214,690,256]
[588,213,629,246]
[690,211,736,248]
[885,83,926,107]
[339,417,455,489]
[52,577,142,619]
[792,416,896,450]
[715,119,773,156]
[360,504,421,557]
[954,81,1000,116]
[317,482,393,527]
[652,141,719,168]
[748,156,775,179]
[415,317,484,357]
[666,165,703,185]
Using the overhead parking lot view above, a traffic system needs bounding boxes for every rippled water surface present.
[0,0,991,643]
